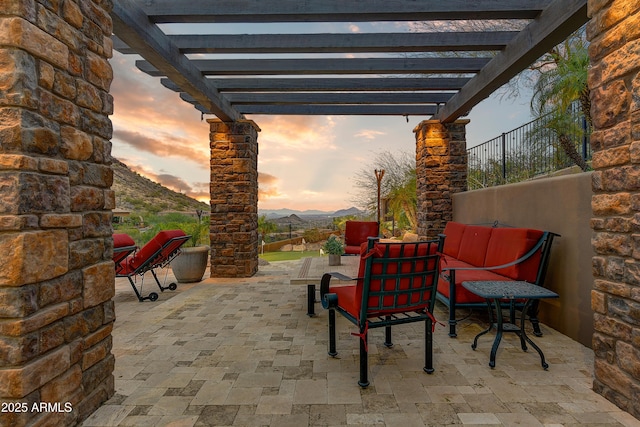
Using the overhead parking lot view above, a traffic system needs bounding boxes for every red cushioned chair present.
[343,221,379,254]
[320,236,444,387]
[114,230,191,301]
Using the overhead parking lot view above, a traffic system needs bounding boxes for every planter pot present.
[328,254,342,266]
[171,246,210,283]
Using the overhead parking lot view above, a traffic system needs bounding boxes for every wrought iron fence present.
[467,102,591,190]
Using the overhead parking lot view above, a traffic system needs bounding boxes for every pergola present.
[108,0,589,279]
[111,0,587,122]
[4,1,640,424]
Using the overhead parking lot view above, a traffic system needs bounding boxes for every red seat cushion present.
[484,228,544,281]
[437,263,513,304]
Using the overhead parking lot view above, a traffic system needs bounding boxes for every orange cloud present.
[125,162,209,202]
[258,172,285,201]
[113,129,208,165]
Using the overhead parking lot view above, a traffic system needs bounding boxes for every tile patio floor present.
[82,257,639,426]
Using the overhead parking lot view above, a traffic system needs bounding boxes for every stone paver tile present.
[235,372,283,388]
[482,377,536,403]
[255,395,293,415]
[294,379,328,404]
[388,378,431,403]
[147,396,192,416]
[121,387,167,406]
[457,412,501,424]
[270,413,310,426]
[118,415,163,426]
[144,372,195,388]
[194,405,239,426]
[309,404,347,426]
[224,386,263,405]
[81,404,133,426]
[273,354,302,366]
[191,379,233,406]
[425,385,467,404]
[155,415,199,427]
[347,412,385,425]
[384,412,426,427]
[495,412,543,426]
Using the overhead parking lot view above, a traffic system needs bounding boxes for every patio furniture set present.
[112,221,559,387]
[308,221,559,386]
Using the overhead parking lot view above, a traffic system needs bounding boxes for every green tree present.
[529,28,590,171]
[258,215,277,242]
[352,150,418,232]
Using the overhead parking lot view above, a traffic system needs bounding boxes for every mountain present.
[111,159,363,218]
[259,206,364,218]
[111,158,209,213]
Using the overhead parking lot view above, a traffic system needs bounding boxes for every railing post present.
[582,116,588,161]
[501,132,507,181]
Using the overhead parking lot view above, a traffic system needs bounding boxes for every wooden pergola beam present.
[138,0,551,23]
[137,57,491,76]
[434,0,588,122]
[224,92,454,105]
[161,77,471,92]
[114,32,518,54]
[110,0,241,121]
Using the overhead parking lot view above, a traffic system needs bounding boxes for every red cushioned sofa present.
[343,221,379,254]
[437,222,558,337]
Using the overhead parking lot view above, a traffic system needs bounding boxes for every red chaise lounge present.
[113,230,191,302]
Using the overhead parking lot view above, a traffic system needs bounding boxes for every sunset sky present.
[108,23,535,213]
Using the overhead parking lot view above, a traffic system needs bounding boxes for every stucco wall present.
[451,172,594,347]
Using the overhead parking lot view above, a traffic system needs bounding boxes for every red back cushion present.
[129,230,187,270]
[442,222,466,258]
[113,233,135,249]
[344,221,379,246]
[456,225,493,266]
[484,228,544,281]
[352,241,439,317]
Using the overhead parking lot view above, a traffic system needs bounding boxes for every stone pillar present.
[0,2,115,426]
[414,119,469,238]
[208,119,260,277]
[587,2,640,418]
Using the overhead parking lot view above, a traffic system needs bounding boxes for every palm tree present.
[257,215,277,242]
[386,169,418,231]
[530,28,590,171]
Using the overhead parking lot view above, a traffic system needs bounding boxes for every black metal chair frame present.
[320,236,444,387]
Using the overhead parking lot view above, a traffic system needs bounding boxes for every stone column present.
[208,119,260,277]
[587,2,640,418]
[0,2,115,426]
[414,119,469,238]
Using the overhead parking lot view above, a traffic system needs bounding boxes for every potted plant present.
[323,235,345,266]
[171,220,210,283]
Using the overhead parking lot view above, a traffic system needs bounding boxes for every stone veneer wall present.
[414,119,469,238]
[0,1,115,426]
[587,1,640,417]
[209,119,260,277]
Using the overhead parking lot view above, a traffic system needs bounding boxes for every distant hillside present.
[259,206,364,218]
[111,158,209,213]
